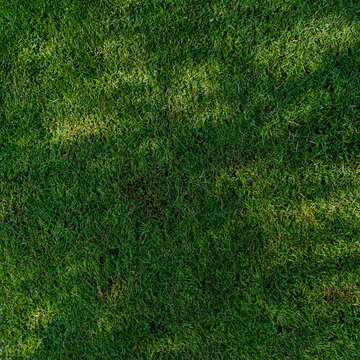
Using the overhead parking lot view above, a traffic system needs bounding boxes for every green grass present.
[1,0,360,358]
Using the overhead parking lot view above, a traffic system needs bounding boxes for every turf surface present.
[1,0,360,358]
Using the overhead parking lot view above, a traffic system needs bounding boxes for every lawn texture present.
[1,0,360,358]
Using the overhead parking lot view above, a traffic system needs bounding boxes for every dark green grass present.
[1,0,360,358]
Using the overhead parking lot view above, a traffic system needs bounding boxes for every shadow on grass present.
[2,0,360,358]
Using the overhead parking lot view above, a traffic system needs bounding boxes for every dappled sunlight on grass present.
[26,303,55,332]
[147,336,194,357]
[255,13,360,76]
[50,113,107,144]
[167,60,234,126]
[98,35,156,85]
[2,0,360,358]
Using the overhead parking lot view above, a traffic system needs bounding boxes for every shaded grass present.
[1,0,360,358]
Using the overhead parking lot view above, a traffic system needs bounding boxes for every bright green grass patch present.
[1,0,360,358]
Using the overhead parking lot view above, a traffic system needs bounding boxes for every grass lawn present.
[1,0,360,358]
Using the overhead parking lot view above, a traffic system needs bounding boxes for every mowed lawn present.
[1,0,360,358]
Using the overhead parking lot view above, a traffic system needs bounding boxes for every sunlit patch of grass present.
[147,336,192,357]
[16,38,58,66]
[255,14,360,77]
[26,303,55,331]
[168,61,233,126]
[50,113,106,144]
[98,36,156,85]
[7,337,42,359]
